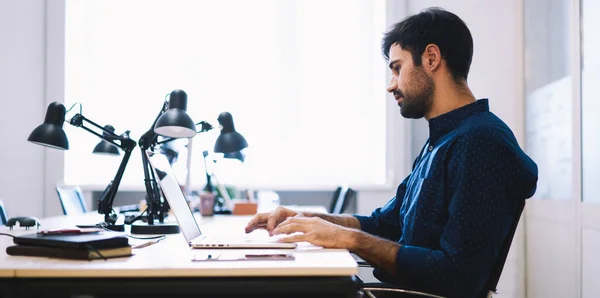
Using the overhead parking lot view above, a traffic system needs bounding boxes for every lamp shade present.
[92,125,120,155]
[154,89,196,138]
[214,112,248,154]
[224,151,246,162]
[27,102,69,150]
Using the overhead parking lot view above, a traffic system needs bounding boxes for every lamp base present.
[130,222,180,235]
[103,223,126,232]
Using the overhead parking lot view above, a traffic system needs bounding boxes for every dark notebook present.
[13,233,129,250]
[6,245,133,260]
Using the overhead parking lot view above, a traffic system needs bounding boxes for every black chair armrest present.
[360,283,446,298]
[355,264,447,298]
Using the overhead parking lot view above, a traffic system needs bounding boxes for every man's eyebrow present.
[388,59,400,70]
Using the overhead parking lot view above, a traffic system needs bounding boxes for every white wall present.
[405,1,525,298]
[0,0,47,218]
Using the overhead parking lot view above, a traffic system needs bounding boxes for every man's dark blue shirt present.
[354,99,538,297]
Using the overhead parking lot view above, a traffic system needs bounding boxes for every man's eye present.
[394,66,401,73]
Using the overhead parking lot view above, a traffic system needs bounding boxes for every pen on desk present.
[132,237,165,249]
[132,240,158,249]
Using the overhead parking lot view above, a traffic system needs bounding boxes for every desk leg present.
[0,279,11,298]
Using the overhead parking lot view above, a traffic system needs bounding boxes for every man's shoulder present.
[453,111,518,147]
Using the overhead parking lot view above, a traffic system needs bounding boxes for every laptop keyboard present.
[194,234,255,245]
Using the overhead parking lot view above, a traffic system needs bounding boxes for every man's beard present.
[396,67,435,119]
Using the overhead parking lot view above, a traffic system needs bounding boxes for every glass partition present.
[524,0,572,200]
[581,0,600,202]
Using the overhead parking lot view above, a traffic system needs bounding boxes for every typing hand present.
[272,217,354,249]
[245,206,301,236]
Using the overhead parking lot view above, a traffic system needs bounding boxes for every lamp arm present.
[148,155,166,221]
[150,101,170,131]
[139,101,170,150]
[70,113,131,149]
[196,121,214,133]
[67,114,137,226]
[97,137,136,225]
[202,150,214,193]
[135,102,213,225]
[140,147,167,224]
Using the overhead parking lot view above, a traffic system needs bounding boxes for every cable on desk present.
[0,233,15,238]
[97,222,166,240]
[126,234,166,240]
[123,207,148,225]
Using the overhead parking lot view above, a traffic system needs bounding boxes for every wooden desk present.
[0,212,358,298]
[0,253,15,277]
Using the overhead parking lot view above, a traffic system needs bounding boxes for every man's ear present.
[423,44,441,71]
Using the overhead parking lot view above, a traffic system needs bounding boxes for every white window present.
[64,0,389,190]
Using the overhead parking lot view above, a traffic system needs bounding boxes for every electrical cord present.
[65,102,82,114]
[0,233,15,238]
[123,207,148,225]
[126,234,166,241]
[97,222,167,240]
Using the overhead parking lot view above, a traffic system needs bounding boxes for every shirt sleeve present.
[353,143,428,241]
[353,175,408,241]
[392,132,538,297]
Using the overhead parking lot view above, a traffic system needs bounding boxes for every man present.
[245,7,537,298]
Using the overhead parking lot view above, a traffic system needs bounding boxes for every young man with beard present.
[245,7,538,298]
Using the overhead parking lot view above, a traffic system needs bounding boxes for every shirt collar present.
[428,98,489,144]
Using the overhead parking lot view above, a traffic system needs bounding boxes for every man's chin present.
[400,106,425,119]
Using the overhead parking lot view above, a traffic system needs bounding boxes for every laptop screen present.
[145,150,202,244]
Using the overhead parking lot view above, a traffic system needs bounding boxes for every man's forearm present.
[302,212,361,229]
[348,229,399,275]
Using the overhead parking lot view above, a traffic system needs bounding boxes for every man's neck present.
[425,81,476,120]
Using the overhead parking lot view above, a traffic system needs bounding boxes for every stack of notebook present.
[6,232,132,260]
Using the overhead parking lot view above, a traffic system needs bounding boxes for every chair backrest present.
[56,185,88,215]
[329,186,357,214]
[359,199,527,297]
[0,200,7,225]
[481,199,526,297]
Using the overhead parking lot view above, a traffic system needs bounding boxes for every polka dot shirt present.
[355,99,538,298]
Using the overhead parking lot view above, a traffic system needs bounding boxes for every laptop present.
[145,150,297,249]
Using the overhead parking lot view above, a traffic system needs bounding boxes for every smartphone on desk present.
[192,253,295,262]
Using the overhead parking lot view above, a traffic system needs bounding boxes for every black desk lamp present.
[223,151,246,162]
[154,89,196,138]
[209,112,248,213]
[28,102,136,231]
[131,89,214,234]
[92,125,121,156]
[214,112,248,160]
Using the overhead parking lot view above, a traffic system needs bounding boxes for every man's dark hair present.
[382,7,473,81]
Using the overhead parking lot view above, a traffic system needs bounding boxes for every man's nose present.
[387,79,397,93]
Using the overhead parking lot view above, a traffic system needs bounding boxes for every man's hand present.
[272,217,356,249]
[244,206,301,236]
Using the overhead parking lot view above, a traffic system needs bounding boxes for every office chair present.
[56,184,88,215]
[329,186,357,214]
[0,200,7,225]
[357,199,526,298]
